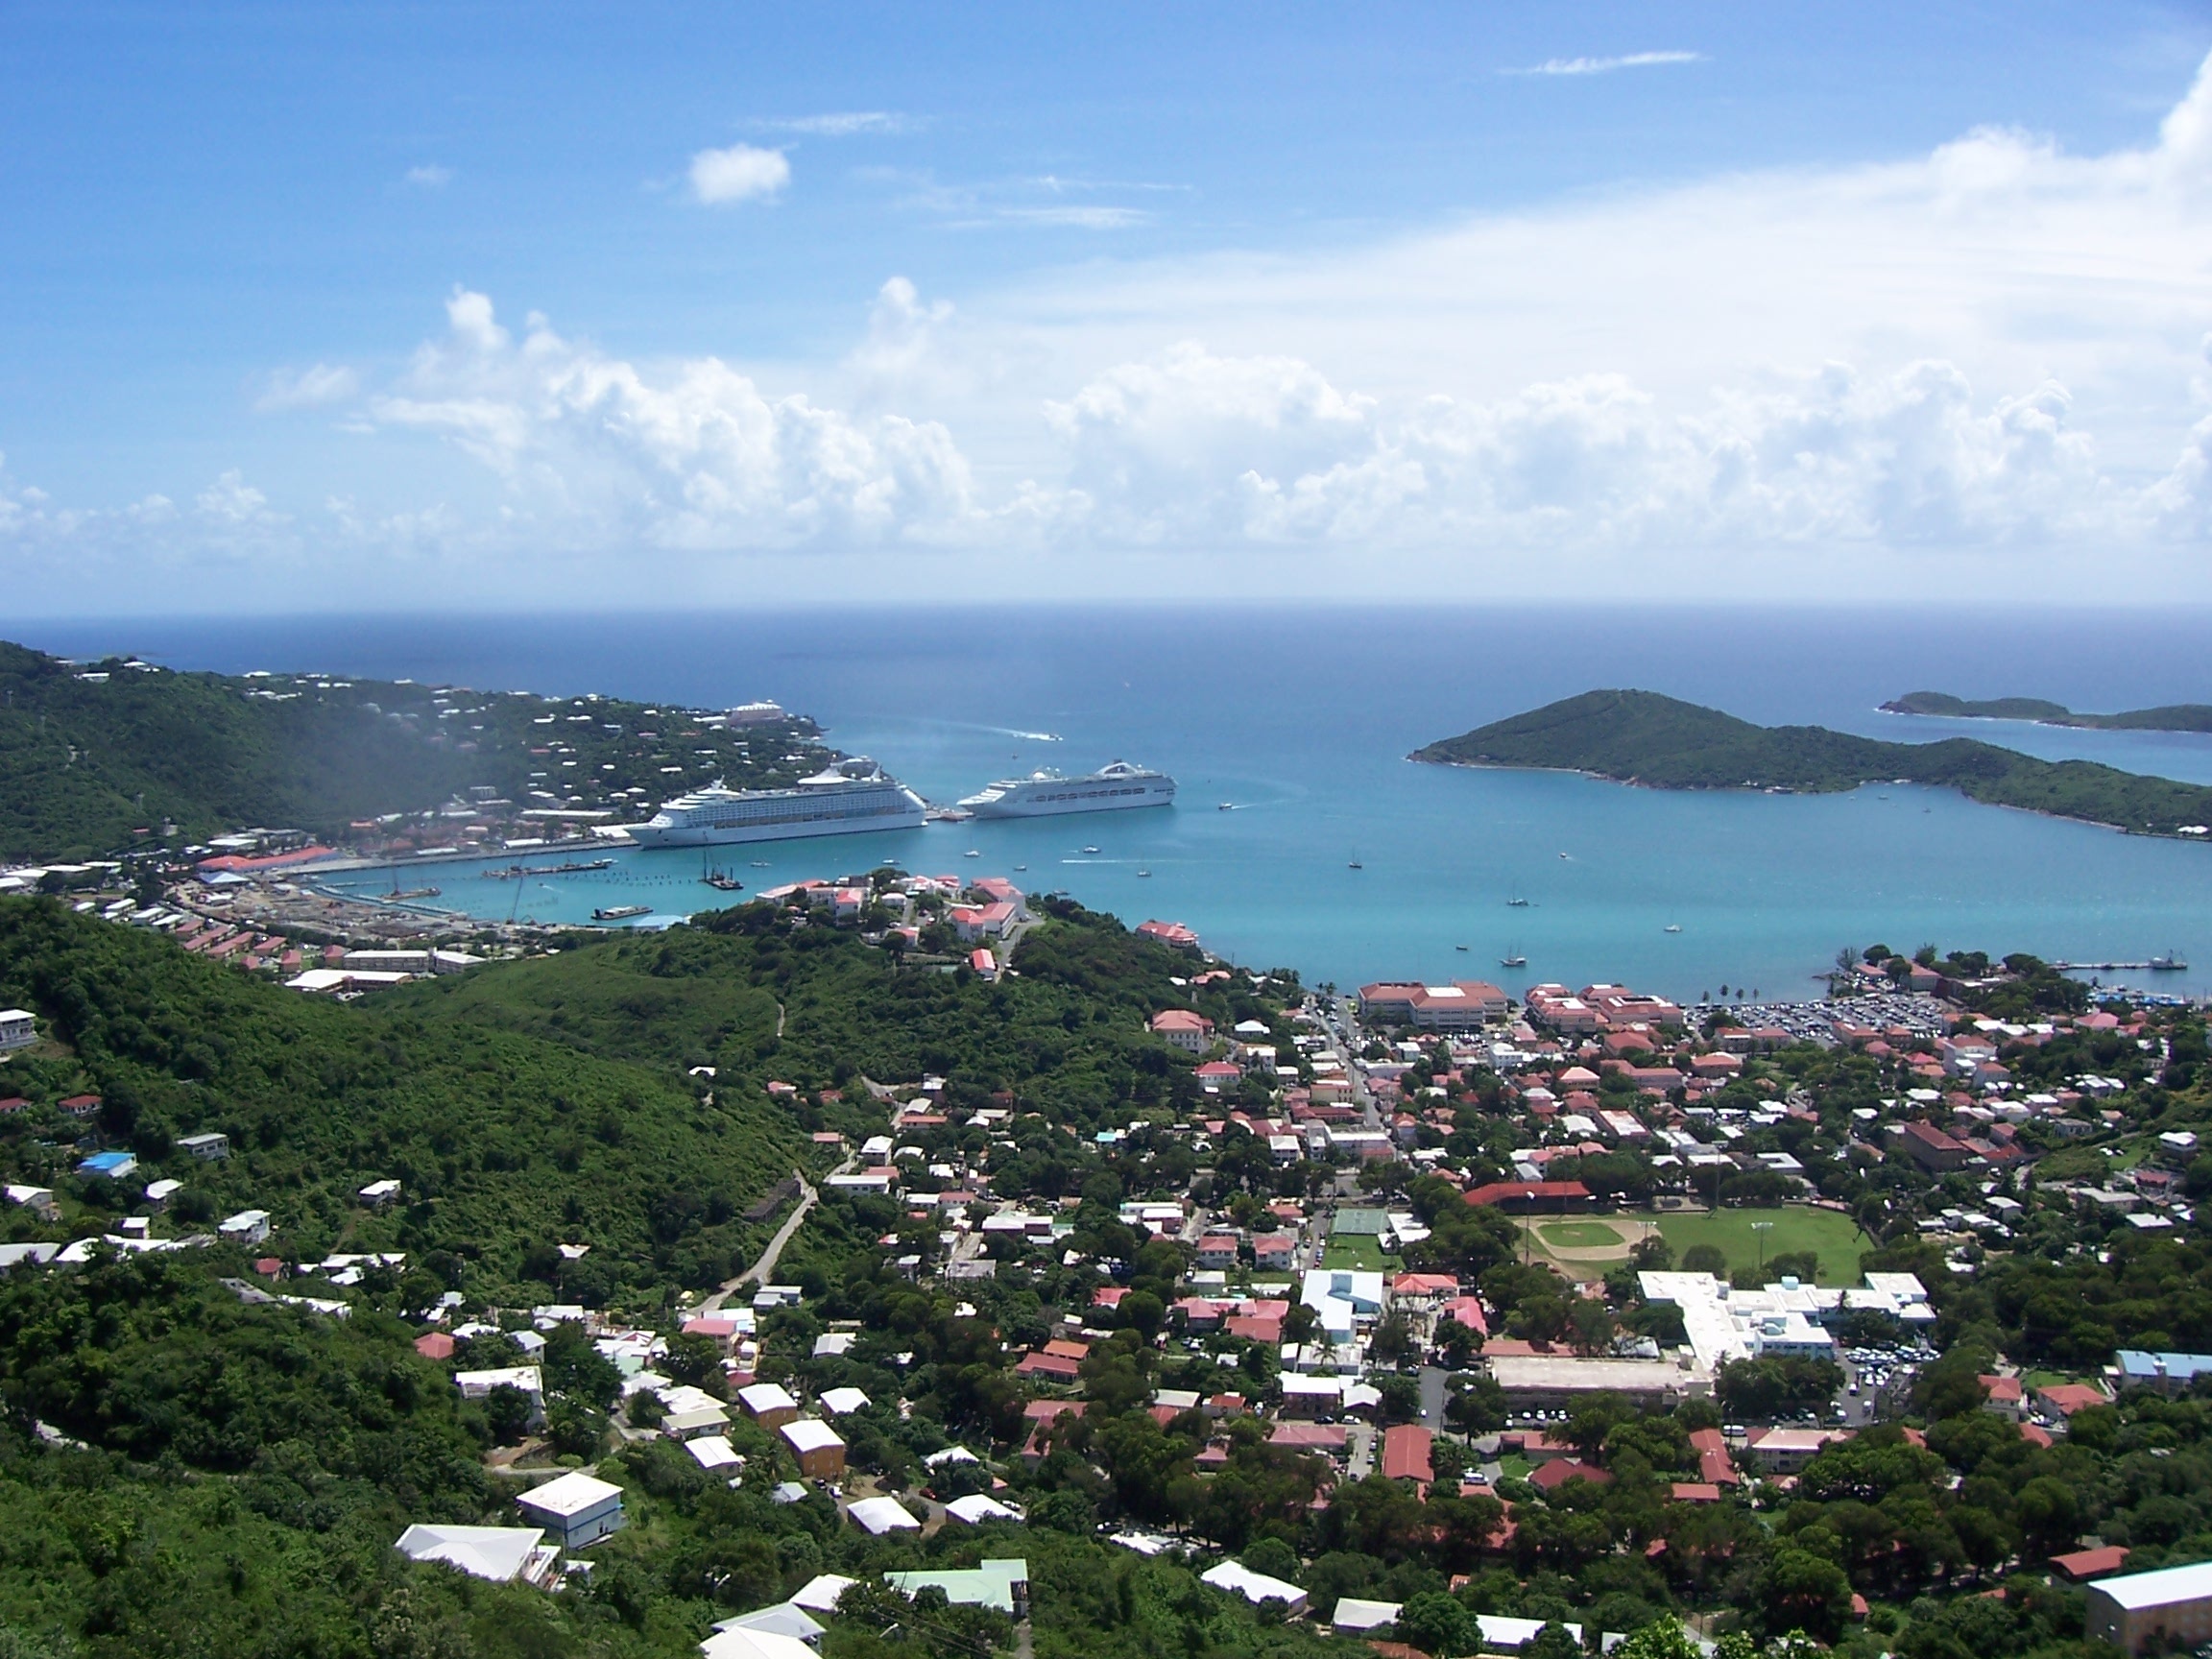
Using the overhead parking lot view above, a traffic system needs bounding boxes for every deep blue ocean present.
[21,607,2212,1001]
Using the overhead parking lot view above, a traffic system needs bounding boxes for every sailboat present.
[1500,951,1527,968]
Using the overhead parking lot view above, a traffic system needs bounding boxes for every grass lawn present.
[1537,1220,1631,1250]
[1654,1207,1871,1286]
[1321,1234,1400,1273]
[1498,1455,1533,1479]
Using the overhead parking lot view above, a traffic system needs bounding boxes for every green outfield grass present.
[1654,1206,1871,1286]
[1536,1219,1632,1250]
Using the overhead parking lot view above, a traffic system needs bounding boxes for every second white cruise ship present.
[626,758,926,848]
[957,759,1177,819]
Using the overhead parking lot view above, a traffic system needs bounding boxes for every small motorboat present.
[1136,869,1152,878]
[1455,944,1469,952]
[1081,845,1101,855]
[965,849,981,858]
[1664,924,1682,933]
[1218,802,1234,810]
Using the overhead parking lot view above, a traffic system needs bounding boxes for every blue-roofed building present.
[2117,1350,2212,1396]
[77,1151,138,1181]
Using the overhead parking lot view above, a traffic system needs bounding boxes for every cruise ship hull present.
[626,804,925,849]
[969,783,1176,819]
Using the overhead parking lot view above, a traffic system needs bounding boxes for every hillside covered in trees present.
[0,638,825,860]
[1883,692,2212,733]
[1413,690,2212,839]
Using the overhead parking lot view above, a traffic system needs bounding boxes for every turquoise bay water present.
[25,606,2212,1000]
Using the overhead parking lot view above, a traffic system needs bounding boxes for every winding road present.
[700,1158,849,1311]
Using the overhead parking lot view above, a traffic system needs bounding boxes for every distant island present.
[1882,690,2212,733]
[1413,688,2212,840]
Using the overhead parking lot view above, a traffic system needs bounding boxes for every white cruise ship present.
[957,759,1176,819]
[626,758,926,848]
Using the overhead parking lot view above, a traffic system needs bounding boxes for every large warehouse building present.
[2086,1561,2212,1651]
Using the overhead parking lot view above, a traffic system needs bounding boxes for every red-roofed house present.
[2052,1546,2129,1581]
[415,1332,456,1360]
[1528,1458,1611,1492]
[1196,1235,1241,1270]
[1438,1295,1489,1335]
[2035,1382,2110,1423]
[949,902,1017,942]
[1382,1425,1433,1484]
[1671,1482,1723,1503]
[1980,1374,2025,1420]
[1150,1010,1214,1053]
[1137,920,1199,949]
[1689,1428,1740,1487]
[1269,1422,1348,1454]
[1016,1350,1082,1382]
[1894,1119,1974,1172]
[1225,1312,1285,1344]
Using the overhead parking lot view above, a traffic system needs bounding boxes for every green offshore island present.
[1413,689,2212,844]
[1881,692,2212,734]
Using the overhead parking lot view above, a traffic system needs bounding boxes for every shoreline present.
[1407,755,2209,845]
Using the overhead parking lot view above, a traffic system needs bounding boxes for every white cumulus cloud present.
[404,163,453,188]
[689,143,791,204]
[367,289,978,549]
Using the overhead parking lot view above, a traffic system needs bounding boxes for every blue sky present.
[3,1,2210,609]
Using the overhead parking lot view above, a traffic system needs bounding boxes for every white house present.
[394,1524,559,1587]
[218,1209,271,1244]
[515,1471,626,1550]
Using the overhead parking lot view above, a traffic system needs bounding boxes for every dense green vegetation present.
[1413,689,2212,837]
[0,898,804,1304]
[400,895,1299,1138]
[0,638,825,859]
[1883,692,2212,733]
[9,878,2212,1657]
[0,893,1358,1659]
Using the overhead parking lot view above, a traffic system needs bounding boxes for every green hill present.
[0,896,1343,1659]
[396,895,1286,1135]
[0,638,825,861]
[0,898,805,1302]
[1883,689,2212,733]
[1413,688,2212,837]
